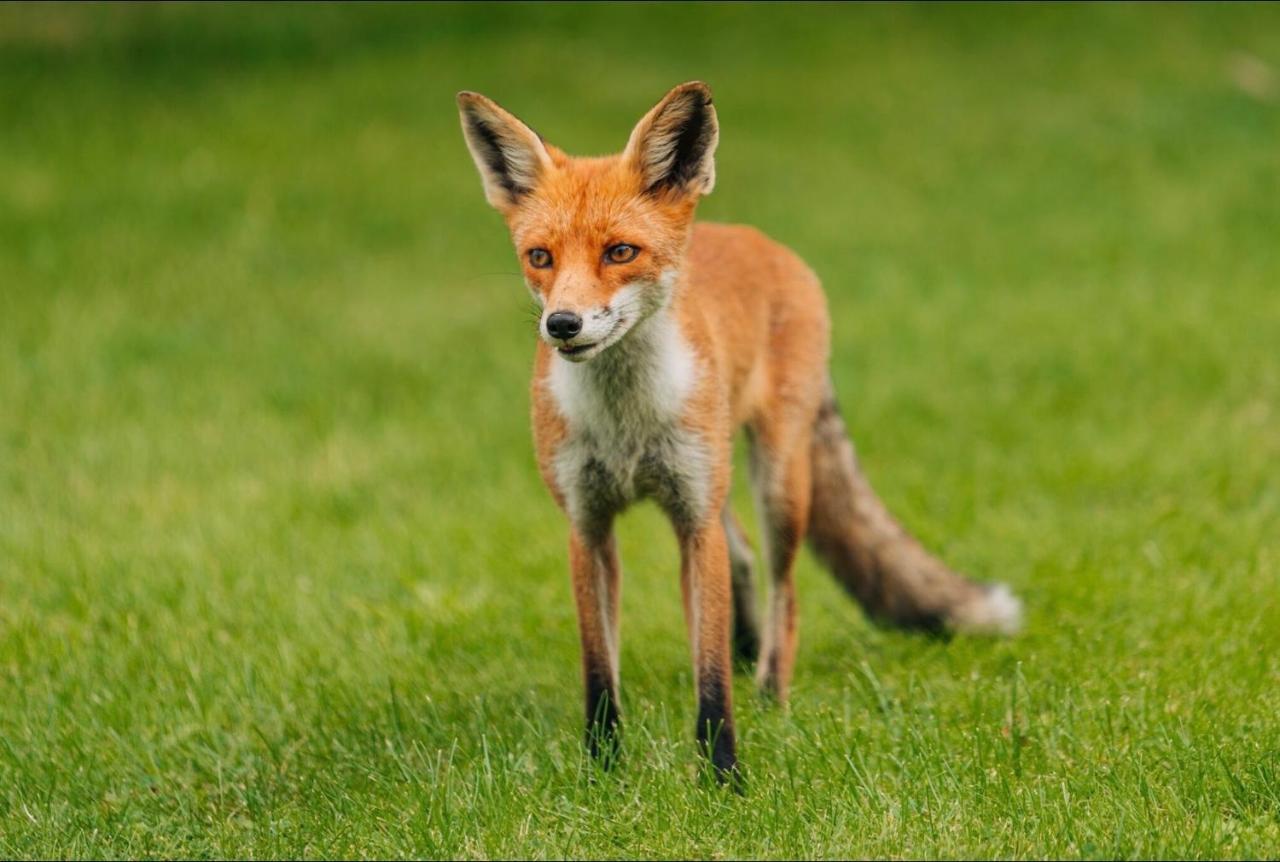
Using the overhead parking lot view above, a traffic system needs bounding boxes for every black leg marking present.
[585,669,621,767]
[695,674,739,785]
[723,508,762,670]
[732,608,761,669]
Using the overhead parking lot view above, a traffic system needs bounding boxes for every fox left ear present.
[457,91,555,211]
[624,81,718,197]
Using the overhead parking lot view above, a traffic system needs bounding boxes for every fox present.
[456,81,1021,780]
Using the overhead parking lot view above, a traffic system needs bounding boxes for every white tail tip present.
[950,583,1023,636]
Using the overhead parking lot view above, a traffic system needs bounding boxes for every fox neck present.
[546,274,706,532]
[547,272,697,439]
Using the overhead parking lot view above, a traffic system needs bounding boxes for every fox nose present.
[545,311,583,341]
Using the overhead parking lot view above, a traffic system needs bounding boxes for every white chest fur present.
[547,311,709,530]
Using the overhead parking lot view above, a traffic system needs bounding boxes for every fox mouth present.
[553,318,628,361]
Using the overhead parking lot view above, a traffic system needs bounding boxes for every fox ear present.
[457,91,554,210]
[624,81,718,197]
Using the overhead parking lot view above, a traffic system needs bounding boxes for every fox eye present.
[605,244,639,264]
[528,248,553,269]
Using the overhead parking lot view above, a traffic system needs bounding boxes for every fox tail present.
[806,382,1022,636]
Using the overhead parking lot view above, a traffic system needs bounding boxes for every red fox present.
[457,82,1021,779]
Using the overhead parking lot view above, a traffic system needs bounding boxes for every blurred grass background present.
[1,2,1279,858]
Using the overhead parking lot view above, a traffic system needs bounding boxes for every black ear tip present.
[677,81,713,103]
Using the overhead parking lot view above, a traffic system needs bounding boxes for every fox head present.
[457,82,718,362]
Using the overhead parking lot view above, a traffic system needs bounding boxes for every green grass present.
[2,3,1279,858]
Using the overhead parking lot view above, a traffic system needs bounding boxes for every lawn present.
[1,3,1278,858]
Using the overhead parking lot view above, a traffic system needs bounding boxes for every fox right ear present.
[457,92,554,210]
[625,81,718,198]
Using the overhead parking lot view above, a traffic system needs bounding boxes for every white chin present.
[556,343,602,363]
[549,317,634,362]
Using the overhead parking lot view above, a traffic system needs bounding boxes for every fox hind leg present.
[747,423,813,703]
[722,506,762,668]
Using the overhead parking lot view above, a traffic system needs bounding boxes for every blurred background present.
[1,3,1278,857]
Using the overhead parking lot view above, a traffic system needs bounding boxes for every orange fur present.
[457,81,1019,780]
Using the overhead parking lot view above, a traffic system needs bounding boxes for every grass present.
[1,2,1279,858]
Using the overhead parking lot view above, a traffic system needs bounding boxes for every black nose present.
[545,311,583,341]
